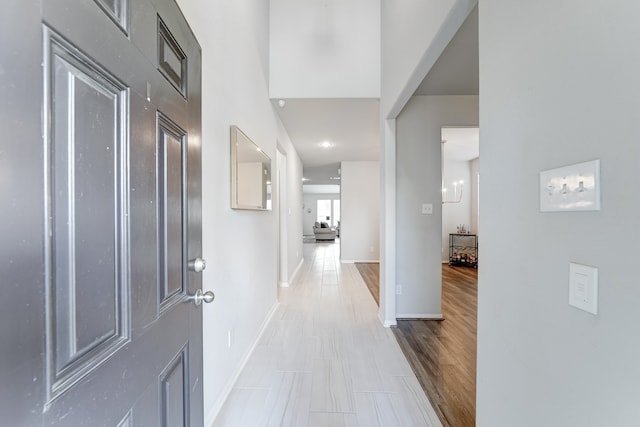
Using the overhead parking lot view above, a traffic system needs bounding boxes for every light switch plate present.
[540,159,600,212]
[569,262,598,315]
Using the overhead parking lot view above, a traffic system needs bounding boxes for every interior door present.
[0,0,205,425]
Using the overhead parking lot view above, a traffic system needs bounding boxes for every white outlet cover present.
[569,262,598,315]
[540,159,600,212]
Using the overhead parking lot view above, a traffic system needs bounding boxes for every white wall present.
[478,1,640,425]
[442,159,472,262]
[270,0,380,98]
[276,117,304,288]
[303,193,341,235]
[396,95,478,318]
[341,161,380,262]
[175,1,302,424]
[284,145,303,284]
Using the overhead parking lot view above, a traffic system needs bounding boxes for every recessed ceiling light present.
[320,141,332,148]
[278,99,286,108]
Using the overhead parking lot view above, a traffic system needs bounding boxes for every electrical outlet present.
[396,285,402,295]
[422,203,433,214]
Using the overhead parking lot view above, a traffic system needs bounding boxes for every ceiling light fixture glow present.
[320,141,332,148]
[278,99,286,108]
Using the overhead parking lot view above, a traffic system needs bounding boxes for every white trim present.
[289,257,304,285]
[341,259,380,264]
[396,313,444,320]
[205,301,280,426]
[279,257,303,287]
[383,319,397,328]
[381,119,397,328]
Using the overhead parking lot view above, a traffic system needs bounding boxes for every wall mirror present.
[230,125,272,210]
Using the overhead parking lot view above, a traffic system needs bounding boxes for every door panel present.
[1,0,203,425]
[159,346,189,427]
[158,113,188,310]
[46,27,130,399]
[94,0,129,33]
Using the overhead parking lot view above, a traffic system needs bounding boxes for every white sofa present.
[313,221,336,241]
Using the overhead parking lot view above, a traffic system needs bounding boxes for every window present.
[317,199,340,227]
[332,200,340,227]
[317,200,331,223]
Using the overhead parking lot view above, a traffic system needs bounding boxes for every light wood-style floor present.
[355,262,478,427]
[213,243,442,427]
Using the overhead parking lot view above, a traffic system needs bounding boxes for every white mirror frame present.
[230,125,272,210]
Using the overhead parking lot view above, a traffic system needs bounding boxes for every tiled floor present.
[213,243,442,427]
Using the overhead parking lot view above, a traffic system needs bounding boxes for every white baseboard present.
[290,257,304,285]
[279,257,304,288]
[396,313,444,320]
[382,318,397,328]
[341,259,380,264]
[205,301,280,426]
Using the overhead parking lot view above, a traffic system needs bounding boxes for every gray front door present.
[0,0,204,425]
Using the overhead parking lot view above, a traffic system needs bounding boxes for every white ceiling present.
[273,98,380,185]
[274,6,478,187]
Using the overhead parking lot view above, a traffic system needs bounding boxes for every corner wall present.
[381,0,476,117]
[396,95,478,318]
[478,1,640,425]
[276,115,304,286]
[341,161,380,262]
[380,0,477,325]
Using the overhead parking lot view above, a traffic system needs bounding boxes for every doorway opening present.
[302,184,340,244]
[441,126,479,264]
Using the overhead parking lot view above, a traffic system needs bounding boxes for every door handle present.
[190,289,215,306]
[188,257,206,273]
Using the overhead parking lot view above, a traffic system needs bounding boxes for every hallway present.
[213,243,441,426]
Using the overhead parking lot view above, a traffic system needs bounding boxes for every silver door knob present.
[188,257,206,273]
[191,289,215,306]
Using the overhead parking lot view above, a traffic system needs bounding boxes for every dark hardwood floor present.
[354,262,379,305]
[355,262,477,427]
